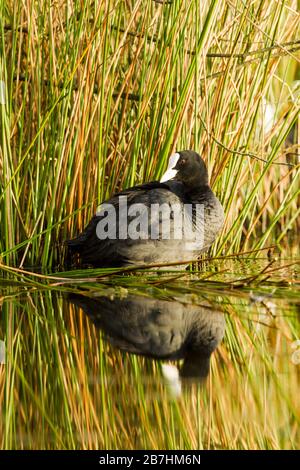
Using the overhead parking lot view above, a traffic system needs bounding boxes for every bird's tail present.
[64,236,84,253]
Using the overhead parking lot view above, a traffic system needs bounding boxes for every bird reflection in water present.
[69,293,225,389]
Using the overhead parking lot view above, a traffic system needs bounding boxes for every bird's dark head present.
[160,150,209,189]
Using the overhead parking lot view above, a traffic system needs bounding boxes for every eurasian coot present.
[66,150,224,267]
[69,293,225,380]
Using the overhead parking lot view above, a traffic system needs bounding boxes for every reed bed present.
[0,0,299,267]
[0,0,300,452]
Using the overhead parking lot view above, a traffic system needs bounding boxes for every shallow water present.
[0,250,299,449]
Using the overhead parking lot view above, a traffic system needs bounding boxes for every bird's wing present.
[66,181,185,266]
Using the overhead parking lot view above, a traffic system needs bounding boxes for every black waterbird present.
[66,150,224,267]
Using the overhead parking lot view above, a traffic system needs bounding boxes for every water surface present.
[0,252,299,449]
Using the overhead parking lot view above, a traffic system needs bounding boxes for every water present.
[0,252,299,449]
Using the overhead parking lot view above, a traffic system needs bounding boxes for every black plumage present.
[66,150,224,267]
[68,293,225,380]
